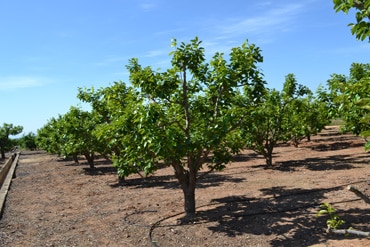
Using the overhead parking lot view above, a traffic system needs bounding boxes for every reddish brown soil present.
[0,126,369,247]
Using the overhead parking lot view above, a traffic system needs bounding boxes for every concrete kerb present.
[0,152,20,219]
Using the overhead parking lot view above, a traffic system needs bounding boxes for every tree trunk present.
[347,185,370,204]
[264,146,273,168]
[306,134,311,142]
[73,154,79,165]
[173,162,197,218]
[85,153,95,169]
[264,139,274,168]
[265,154,273,168]
[118,175,125,186]
[182,182,196,218]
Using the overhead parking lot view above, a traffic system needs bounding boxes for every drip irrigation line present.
[149,211,185,247]
[148,198,361,246]
[122,179,368,247]
[122,210,158,228]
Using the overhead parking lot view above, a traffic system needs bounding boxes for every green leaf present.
[317,209,329,215]
[365,141,370,151]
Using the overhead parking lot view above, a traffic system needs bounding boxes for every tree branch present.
[347,185,370,204]
[213,84,225,119]
[353,0,365,11]
[182,65,191,141]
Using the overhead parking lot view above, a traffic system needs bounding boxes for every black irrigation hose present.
[149,211,186,247]
[122,179,368,247]
[148,198,361,247]
[122,210,158,228]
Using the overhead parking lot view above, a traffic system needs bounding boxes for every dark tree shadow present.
[111,174,177,189]
[83,166,117,175]
[197,172,246,189]
[183,186,369,246]
[112,172,246,190]
[310,141,365,151]
[338,207,370,233]
[276,154,366,172]
[232,153,262,162]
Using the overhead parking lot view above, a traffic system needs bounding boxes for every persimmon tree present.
[78,82,145,179]
[333,1,370,149]
[284,84,329,146]
[58,106,100,168]
[242,74,323,167]
[120,37,265,217]
[37,117,64,156]
[19,132,37,150]
[37,107,102,167]
[0,123,23,159]
[298,93,331,141]
[325,63,370,135]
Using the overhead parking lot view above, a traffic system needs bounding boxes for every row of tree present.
[36,37,335,217]
[33,0,370,218]
[2,1,369,218]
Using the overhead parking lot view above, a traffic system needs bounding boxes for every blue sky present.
[0,0,369,135]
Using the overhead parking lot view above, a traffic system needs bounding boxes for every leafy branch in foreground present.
[316,202,370,237]
[317,202,345,230]
[333,0,370,42]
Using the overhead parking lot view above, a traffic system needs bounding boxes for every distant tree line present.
[0,123,38,159]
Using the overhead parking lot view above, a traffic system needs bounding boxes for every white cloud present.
[143,49,167,58]
[0,76,51,91]
[215,3,306,43]
[139,2,156,11]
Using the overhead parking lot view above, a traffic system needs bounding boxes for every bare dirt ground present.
[0,126,369,247]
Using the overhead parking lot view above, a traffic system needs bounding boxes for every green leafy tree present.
[37,107,101,167]
[0,123,23,159]
[37,117,64,155]
[333,0,370,41]
[242,74,318,167]
[280,74,314,145]
[316,84,340,122]
[243,88,283,167]
[78,82,148,184]
[78,81,141,176]
[333,1,370,150]
[119,37,265,217]
[285,91,329,146]
[326,63,370,135]
[300,93,331,141]
[19,132,38,150]
[58,106,100,168]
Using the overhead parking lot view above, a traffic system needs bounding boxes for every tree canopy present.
[0,123,23,159]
